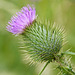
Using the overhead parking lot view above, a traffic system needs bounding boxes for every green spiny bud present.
[22,21,63,62]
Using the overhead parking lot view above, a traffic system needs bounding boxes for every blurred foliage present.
[0,0,75,75]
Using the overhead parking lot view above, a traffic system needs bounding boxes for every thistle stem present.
[39,61,50,75]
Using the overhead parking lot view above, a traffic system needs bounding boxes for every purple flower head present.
[6,5,37,35]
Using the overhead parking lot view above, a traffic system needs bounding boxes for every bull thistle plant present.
[6,5,75,75]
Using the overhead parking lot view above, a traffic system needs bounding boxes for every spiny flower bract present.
[22,22,63,62]
[6,5,37,34]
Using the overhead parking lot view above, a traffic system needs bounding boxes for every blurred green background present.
[0,0,75,75]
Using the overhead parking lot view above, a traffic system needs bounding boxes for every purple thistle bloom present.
[6,5,37,35]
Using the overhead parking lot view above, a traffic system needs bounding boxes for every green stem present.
[39,61,50,75]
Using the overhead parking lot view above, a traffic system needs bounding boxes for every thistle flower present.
[6,5,37,35]
[6,5,75,75]
[6,4,63,62]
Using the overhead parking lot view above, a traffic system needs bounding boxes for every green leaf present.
[63,52,75,55]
